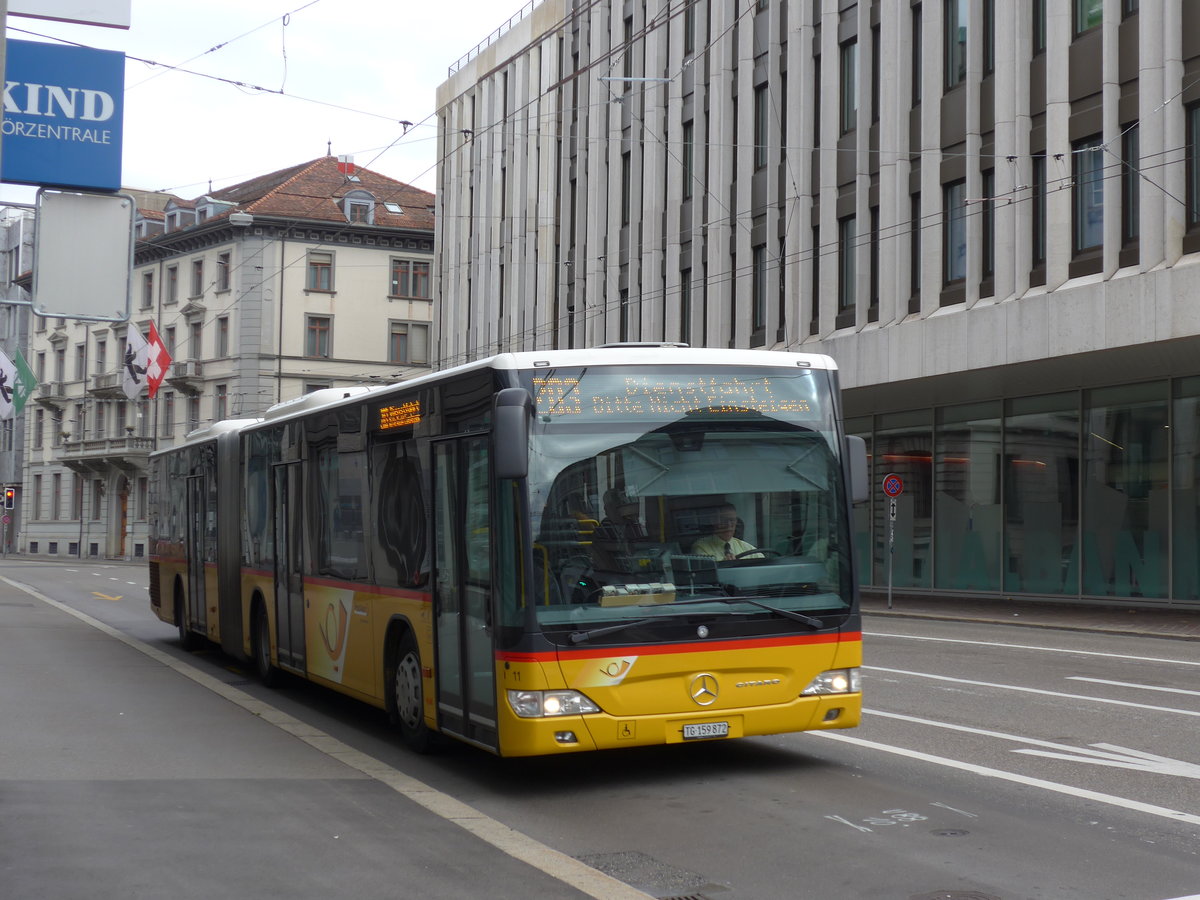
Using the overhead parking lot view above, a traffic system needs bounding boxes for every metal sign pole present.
[881,473,903,611]
[887,498,896,609]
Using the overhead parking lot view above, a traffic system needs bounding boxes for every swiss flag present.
[146,321,172,399]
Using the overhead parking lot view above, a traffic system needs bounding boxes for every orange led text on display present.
[378,400,422,430]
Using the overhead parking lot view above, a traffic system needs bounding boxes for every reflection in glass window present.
[944,0,966,90]
[1082,384,1167,598]
[1187,104,1200,227]
[839,216,857,313]
[1073,136,1104,252]
[935,403,1002,591]
[1075,0,1102,34]
[1172,378,1200,600]
[943,180,967,283]
[840,39,857,134]
[873,411,933,589]
[1004,394,1079,595]
[1122,124,1139,245]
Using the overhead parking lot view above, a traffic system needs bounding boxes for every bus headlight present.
[801,668,861,696]
[507,689,601,718]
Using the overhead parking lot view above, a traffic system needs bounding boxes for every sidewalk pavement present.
[862,590,1200,640]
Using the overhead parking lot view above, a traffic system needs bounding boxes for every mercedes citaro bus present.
[149,345,867,756]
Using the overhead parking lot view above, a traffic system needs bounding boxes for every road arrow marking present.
[92,592,122,602]
[1013,743,1200,779]
[867,709,1200,781]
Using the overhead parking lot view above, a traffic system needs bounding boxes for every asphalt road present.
[2,558,1198,900]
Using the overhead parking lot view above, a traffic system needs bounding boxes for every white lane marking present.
[865,709,1200,779]
[1013,744,1200,778]
[812,730,1200,827]
[864,631,1200,667]
[1067,676,1200,698]
[867,666,1200,718]
[1,575,651,900]
[868,710,1195,772]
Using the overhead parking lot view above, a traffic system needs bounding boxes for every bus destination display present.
[533,375,814,419]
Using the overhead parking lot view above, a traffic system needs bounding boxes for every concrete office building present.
[437,0,1200,608]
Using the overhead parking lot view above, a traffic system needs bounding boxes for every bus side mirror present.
[845,435,868,504]
[494,387,532,480]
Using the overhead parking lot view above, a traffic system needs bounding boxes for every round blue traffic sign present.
[882,473,904,497]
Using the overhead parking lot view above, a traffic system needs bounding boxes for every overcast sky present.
[1,0,531,204]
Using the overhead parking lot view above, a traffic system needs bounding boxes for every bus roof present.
[162,346,839,439]
[482,345,838,373]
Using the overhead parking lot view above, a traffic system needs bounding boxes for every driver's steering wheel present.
[735,548,781,559]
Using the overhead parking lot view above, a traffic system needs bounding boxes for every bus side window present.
[370,441,428,588]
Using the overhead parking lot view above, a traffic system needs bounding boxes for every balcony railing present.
[36,381,69,405]
[447,1,535,76]
[87,372,125,399]
[59,434,155,474]
[166,360,204,393]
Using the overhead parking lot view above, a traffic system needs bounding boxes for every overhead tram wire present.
[124,0,324,90]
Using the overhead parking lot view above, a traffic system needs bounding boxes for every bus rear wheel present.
[390,632,433,753]
[252,602,279,687]
[175,583,198,651]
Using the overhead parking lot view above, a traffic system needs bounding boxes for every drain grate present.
[576,850,720,899]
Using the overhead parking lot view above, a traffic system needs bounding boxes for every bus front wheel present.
[390,631,433,753]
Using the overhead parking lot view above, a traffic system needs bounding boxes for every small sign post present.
[882,474,904,609]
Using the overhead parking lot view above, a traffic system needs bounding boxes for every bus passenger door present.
[184,474,207,636]
[432,437,497,751]
[272,462,306,672]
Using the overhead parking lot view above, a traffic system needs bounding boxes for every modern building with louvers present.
[436,0,1200,609]
[9,155,434,560]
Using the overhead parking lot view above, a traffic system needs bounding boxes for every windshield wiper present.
[567,617,657,644]
[665,595,824,629]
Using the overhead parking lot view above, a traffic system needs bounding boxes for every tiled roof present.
[208,156,435,231]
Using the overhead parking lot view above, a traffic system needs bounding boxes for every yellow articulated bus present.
[149,345,867,756]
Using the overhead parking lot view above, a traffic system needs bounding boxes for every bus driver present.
[691,503,762,561]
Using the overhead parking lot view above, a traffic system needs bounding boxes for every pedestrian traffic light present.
[3,487,14,509]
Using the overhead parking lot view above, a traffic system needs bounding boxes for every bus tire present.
[175,582,198,651]
[389,631,434,753]
[252,600,280,687]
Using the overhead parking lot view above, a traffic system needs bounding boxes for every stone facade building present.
[10,155,434,559]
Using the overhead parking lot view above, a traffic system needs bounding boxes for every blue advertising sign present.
[2,40,125,191]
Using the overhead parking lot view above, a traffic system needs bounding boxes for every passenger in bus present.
[596,490,647,543]
[691,503,763,560]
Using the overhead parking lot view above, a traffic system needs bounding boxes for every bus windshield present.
[521,365,855,645]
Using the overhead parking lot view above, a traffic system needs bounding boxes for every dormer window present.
[343,190,375,224]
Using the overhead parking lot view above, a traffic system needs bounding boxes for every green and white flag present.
[0,349,16,419]
[0,349,37,419]
[11,349,37,417]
